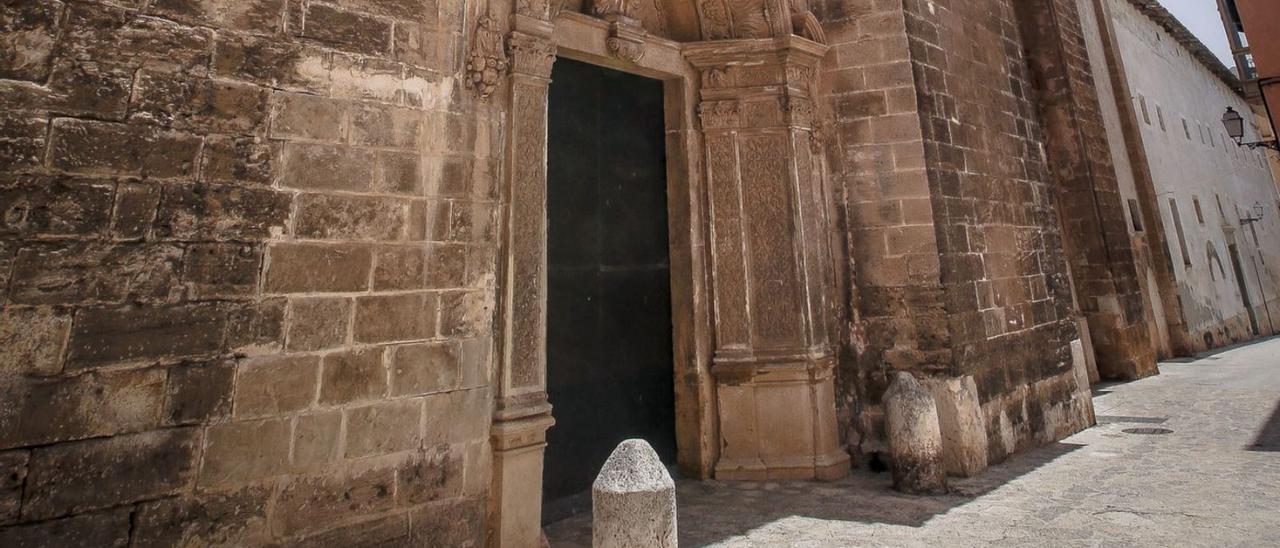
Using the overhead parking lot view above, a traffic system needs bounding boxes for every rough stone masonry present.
[0,0,492,545]
[0,0,1201,545]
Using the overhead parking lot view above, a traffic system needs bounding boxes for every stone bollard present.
[592,439,677,548]
[884,372,947,494]
[921,375,989,478]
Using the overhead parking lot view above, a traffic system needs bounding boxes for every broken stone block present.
[592,439,676,548]
[884,372,947,494]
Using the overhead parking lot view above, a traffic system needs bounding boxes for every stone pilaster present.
[685,37,849,481]
[488,11,557,548]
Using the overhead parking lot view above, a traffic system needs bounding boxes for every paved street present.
[546,338,1280,547]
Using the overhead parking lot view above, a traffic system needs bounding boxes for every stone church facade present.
[0,0,1262,546]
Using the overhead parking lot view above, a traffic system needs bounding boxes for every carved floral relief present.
[465,15,509,99]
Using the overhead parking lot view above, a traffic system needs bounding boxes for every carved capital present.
[507,32,557,79]
[465,15,509,100]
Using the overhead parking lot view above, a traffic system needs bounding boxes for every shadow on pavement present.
[546,441,1084,547]
[1250,399,1280,451]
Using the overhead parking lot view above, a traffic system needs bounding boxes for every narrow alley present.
[547,338,1280,547]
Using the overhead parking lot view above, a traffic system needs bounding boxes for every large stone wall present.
[0,0,491,545]
[816,0,1095,463]
[906,0,1091,460]
[1012,0,1158,381]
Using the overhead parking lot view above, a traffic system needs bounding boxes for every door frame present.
[486,10,715,546]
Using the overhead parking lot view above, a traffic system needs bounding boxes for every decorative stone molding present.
[465,15,509,100]
[698,100,740,129]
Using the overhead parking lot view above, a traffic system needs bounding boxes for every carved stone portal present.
[686,37,849,481]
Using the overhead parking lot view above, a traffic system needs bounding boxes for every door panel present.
[543,58,675,522]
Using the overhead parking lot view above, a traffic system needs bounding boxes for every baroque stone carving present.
[782,96,814,126]
[736,0,772,37]
[699,0,733,39]
[517,0,551,19]
[698,100,741,129]
[701,67,729,88]
[790,0,826,43]
[786,65,815,88]
[590,0,646,64]
[694,0,826,42]
[607,27,646,63]
[591,0,638,19]
[465,15,508,99]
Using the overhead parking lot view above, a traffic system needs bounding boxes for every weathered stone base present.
[982,368,1096,464]
[713,359,850,482]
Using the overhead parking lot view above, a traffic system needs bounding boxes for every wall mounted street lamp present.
[1240,201,1266,225]
[1222,107,1280,151]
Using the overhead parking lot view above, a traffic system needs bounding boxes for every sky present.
[1158,0,1235,67]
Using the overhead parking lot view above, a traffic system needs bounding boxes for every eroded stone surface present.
[593,439,677,548]
[883,372,947,494]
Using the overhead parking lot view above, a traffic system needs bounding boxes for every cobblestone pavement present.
[545,338,1280,547]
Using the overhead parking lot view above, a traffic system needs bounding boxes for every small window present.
[1139,96,1151,125]
[1170,198,1192,267]
[1193,198,1205,224]
[1128,199,1144,232]
[1157,106,1166,131]
[1182,118,1191,140]
[1215,195,1226,219]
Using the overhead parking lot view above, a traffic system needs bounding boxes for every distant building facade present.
[1084,0,1280,351]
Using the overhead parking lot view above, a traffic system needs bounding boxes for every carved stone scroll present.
[607,21,647,63]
